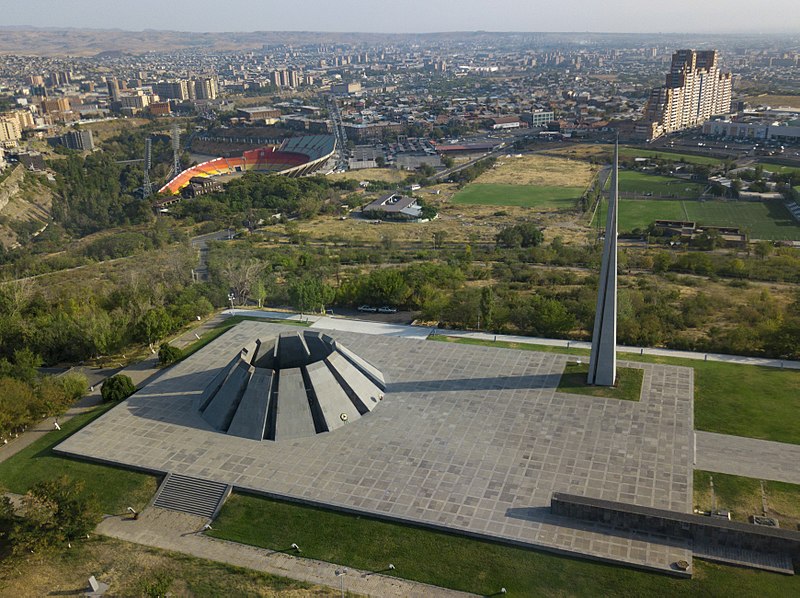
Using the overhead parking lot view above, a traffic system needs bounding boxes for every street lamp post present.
[334,568,347,598]
[228,292,235,309]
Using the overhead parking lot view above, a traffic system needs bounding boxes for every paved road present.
[695,432,800,485]
[190,229,235,281]
[97,507,477,598]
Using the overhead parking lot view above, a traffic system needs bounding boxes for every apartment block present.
[642,50,732,139]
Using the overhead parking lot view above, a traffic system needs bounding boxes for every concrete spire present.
[587,140,619,386]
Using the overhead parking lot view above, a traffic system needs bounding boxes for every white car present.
[357,305,377,313]
[378,306,398,314]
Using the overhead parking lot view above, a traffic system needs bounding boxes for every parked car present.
[378,306,398,314]
[358,305,378,312]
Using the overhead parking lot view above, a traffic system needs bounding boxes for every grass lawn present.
[0,535,328,597]
[558,362,643,401]
[0,402,157,514]
[452,183,584,208]
[430,336,800,445]
[762,163,800,176]
[614,171,706,198]
[210,492,800,597]
[619,148,724,167]
[594,195,800,240]
[694,471,800,530]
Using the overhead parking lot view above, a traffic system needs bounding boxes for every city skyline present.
[1,0,799,34]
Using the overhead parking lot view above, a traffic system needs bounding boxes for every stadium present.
[158,134,336,195]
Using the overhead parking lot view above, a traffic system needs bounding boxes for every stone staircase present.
[152,473,231,519]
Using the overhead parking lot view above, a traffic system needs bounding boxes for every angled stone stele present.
[587,141,619,386]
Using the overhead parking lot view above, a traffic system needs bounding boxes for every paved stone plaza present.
[58,320,695,574]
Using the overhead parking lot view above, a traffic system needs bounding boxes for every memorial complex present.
[55,147,799,579]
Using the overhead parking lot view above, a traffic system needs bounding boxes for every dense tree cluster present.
[0,349,87,440]
[172,173,350,226]
[50,153,153,237]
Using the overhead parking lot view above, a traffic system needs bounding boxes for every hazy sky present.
[2,0,798,33]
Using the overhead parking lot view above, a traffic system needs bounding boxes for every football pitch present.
[613,171,707,198]
[619,148,724,166]
[452,183,584,208]
[596,198,800,240]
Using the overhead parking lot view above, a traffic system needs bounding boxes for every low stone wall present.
[552,492,800,569]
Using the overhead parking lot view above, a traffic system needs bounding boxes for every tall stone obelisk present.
[587,140,619,386]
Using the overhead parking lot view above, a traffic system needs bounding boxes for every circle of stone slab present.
[198,330,386,441]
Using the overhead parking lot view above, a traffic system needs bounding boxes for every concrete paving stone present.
[58,321,694,574]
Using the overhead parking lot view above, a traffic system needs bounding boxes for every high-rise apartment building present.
[641,49,732,139]
[107,78,121,102]
[153,80,190,101]
[59,129,95,151]
[194,77,218,100]
[0,118,22,147]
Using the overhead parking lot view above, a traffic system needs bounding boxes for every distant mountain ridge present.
[0,27,785,57]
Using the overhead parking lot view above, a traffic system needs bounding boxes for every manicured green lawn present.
[557,362,643,401]
[595,195,800,240]
[210,492,799,597]
[694,471,800,529]
[620,147,724,166]
[762,163,800,176]
[430,336,800,445]
[0,403,157,514]
[614,171,707,198]
[452,183,584,208]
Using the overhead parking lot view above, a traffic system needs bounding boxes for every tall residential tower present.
[641,50,732,140]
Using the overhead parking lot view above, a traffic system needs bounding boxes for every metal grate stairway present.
[152,473,231,519]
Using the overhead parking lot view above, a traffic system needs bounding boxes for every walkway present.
[695,431,800,485]
[433,329,800,370]
[0,315,223,465]
[225,308,800,370]
[97,507,477,598]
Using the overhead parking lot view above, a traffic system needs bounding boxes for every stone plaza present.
[57,320,695,574]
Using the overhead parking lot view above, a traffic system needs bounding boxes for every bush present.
[101,374,136,402]
[158,343,183,366]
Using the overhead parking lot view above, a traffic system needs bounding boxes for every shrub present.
[100,374,136,402]
[158,343,183,366]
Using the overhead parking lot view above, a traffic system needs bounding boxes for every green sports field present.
[452,183,584,208]
[596,197,800,240]
[763,163,800,176]
[620,147,724,166]
[612,171,707,198]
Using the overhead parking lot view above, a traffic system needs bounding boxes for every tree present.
[101,374,136,402]
[158,343,183,366]
[495,223,544,248]
[480,286,495,331]
[753,240,772,260]
[220,258,266,306]
[432,230,448,250]
[136,307,172,346]
[10,476,98,553]
[288,278,335,313]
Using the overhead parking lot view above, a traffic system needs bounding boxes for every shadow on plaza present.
[384,373,560,394]
[505,507,690,550]
[119,369,562,430]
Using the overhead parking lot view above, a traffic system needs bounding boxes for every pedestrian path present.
[0,315,221,464]
[695,431,800,485]
[97,507,478,598]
